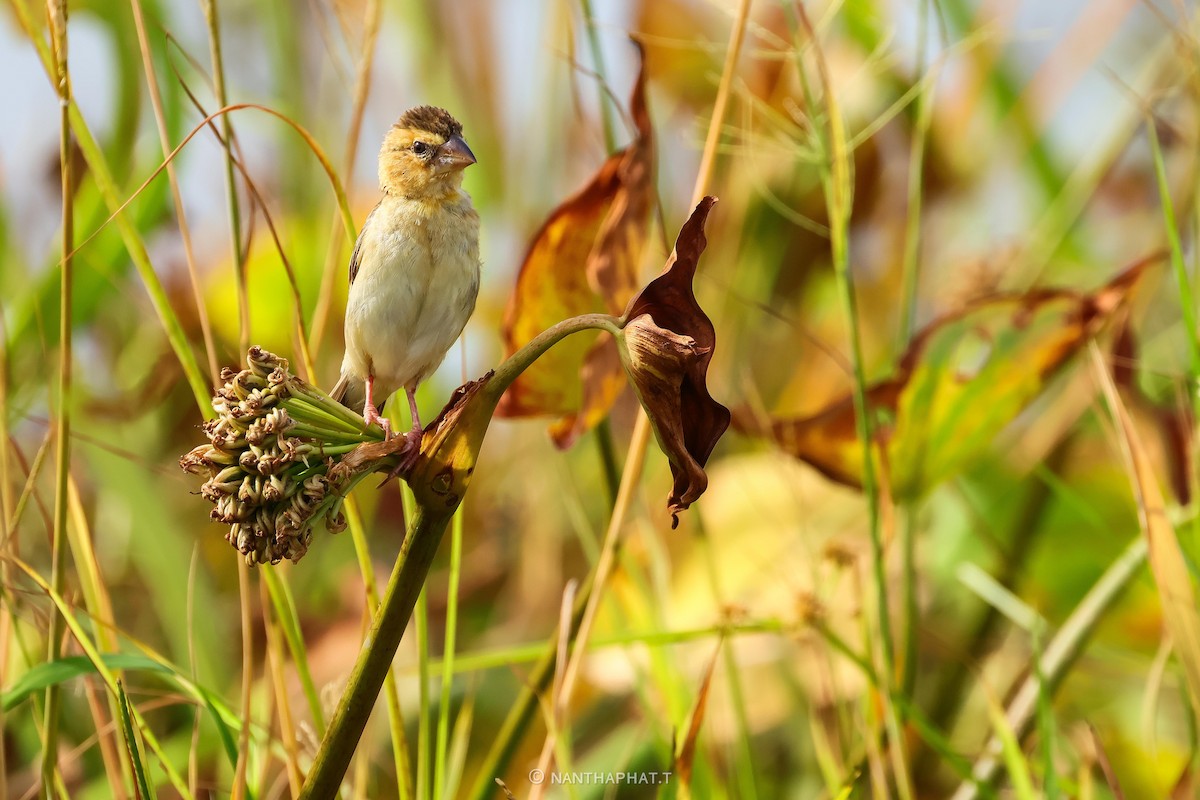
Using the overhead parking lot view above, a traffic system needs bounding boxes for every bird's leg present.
[405,385,423,433]
[362,373,392,439]
[382,385,424,483]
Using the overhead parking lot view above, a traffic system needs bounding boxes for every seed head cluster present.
[181,347,382,566]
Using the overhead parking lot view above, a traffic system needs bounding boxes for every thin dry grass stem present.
[232,557,254,800]
[52,102,353,289]
[4,433,51,562]
[0,283,12,800]
[11,556,194,797]
[306,0,353,89]
[262,583,304,797]
[201,6,259,785]
[527,0,751,782]
[42,0,73,790]
[167,78,321,382]
[186,547,202,798]
[528,580,579,800]
[65,475,134,793]
[129,0,219,384]
[9,0,211,411]
[309,0,382,356]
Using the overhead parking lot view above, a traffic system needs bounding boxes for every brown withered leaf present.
[498,45,653,448]
[1111,322,1193,504]
[737,255,1160,500]
[620,196,731,526]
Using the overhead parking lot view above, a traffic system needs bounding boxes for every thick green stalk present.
[42,0,73,792]
[300,313,621,795]
[300,504,454,799]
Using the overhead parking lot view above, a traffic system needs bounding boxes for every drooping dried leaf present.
[738,256,1158,499]
[1093,345,1200,724]
[497,48,653,448]
[619,196,731,526]
[1110,322,1193,504]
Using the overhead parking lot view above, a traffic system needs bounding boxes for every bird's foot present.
[363,404,392,439]
[378,428,424,486]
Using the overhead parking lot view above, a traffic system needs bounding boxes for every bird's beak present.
[434,135,477,174]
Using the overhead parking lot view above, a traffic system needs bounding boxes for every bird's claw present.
[377,429,423,487]
[363,404,392,439]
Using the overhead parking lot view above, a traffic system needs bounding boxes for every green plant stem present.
[574,0,624,508]
[592,418,621,505]
[416,587,430,800]
[130,0,219,384]
[300,503,454,799]
[260,569,325,735]
[1147,117,1200,380]
[578,0,616,154]
[798,6,910,797]
[434,509,464,799]
[917,438,1069,779]
[204,5,255,786]
[900,504,919,698]
[201,0,249,355]
[898,0,933,343]
[42,1,72,791]
[950,535,1149,799]
[467,574,595,800]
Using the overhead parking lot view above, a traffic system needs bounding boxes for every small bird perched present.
[331,106,481,443]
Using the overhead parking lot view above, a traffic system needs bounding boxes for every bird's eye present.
[412,141,429,155]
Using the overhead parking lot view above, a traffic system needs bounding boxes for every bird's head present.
[378,106,476,198]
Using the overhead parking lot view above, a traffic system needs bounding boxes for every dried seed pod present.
[184,347,393,565]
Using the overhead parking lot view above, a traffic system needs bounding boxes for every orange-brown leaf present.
[497,47,653,448]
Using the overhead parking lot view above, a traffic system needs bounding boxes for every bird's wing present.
[348,202,381,285]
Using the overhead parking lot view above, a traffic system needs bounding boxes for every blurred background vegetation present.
[2,0,1200,797]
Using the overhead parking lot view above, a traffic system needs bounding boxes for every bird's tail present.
[329,372,365,415]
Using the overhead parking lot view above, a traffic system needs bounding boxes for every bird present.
[330,106,481,445]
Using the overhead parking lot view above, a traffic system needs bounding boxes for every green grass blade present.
[117,680,156,800]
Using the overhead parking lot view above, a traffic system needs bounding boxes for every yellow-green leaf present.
[740,256,1157,499]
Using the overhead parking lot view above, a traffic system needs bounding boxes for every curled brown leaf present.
[619,196,730,526]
